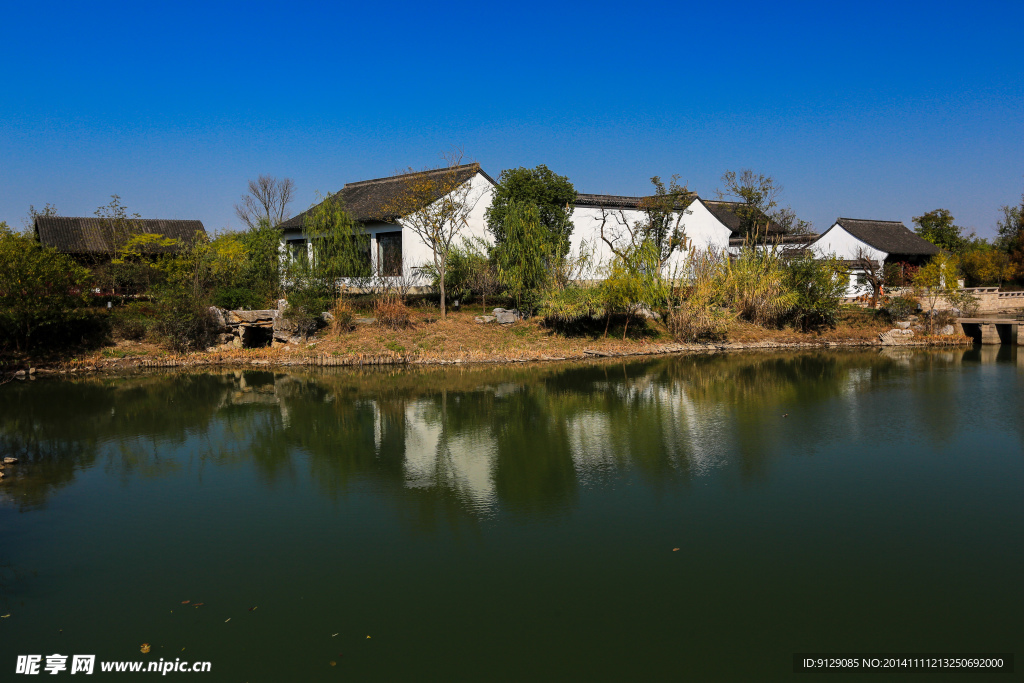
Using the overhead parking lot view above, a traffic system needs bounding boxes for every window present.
[287,238,308,266]
[377,232,402,276]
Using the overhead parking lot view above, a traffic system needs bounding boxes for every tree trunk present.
[604,311,611,338]
[622,315,630,340]
[439,269,447,319]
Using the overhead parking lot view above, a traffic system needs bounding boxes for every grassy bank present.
[1,304,972,376]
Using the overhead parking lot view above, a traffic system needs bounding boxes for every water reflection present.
[0,348,1015,516]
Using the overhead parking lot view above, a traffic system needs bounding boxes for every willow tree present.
[494,202,547,313]
[379,152,485,318]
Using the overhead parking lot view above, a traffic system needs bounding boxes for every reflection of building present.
[400,399,498,510]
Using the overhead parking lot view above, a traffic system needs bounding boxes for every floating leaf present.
[140,643,151,654]
[0,614,9,618]
[193,603,204,608]
[329,661,337,667]
[248,606,257,612]
[672,548,680,552]
[366,636,371,639]
[224,618,231,623]
[331,633,338,638]
[181,600,190,604]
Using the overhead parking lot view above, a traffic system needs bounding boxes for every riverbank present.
[1,306,973,377]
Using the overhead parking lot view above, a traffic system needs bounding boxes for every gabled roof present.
[699,199,787,237]
[833,218,940,256]
[279,163,493,230]
[34,217,206,255]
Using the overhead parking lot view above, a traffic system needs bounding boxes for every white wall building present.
[278,164,495,287]
[812,218,939,297]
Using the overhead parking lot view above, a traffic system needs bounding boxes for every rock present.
[896,321,912,329]
[208,306,228,331]
[321,311,335,323]
[226,310,277,325]
[14,370,26,378]
[879,328,916,345]
[3,457,17,464]
[634,305,661,321]
[28,368,35,375]
[277,299,289,312]
[938,324,955,335]
[492,308,523,324]
[475,315,497,324]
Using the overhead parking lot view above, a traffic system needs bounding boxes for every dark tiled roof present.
[279,163,492,230]
[834,218,940,256]
[34,217,206,255]
[701,199,787,237]
[728,233,819,247]
[574,192,696,210]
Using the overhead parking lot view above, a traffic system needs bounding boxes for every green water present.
[1,349,1022,681]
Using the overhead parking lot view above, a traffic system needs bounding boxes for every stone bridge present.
[957,318,1024,345]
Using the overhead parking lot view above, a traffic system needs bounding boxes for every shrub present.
[944,288,980,317]
[375,293,411,329]
[0,226,91,351]
[212,286,265,311]
[667,303,729,342]
[331,298,355,334]
[151,284,217,352]
[722,248,797,327]
[785,254,848,331]
[882,294,918,322]
[110,313,148,341]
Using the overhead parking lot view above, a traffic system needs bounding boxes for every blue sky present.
[2,0,1022,238]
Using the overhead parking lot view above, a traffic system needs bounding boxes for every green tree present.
[913,253,960,332]
[494,202,548,313]
[717,170,782,239]
[285,192,372,325]
[486,164,576,259]
[913,209,971,253]
[0,227,91,351]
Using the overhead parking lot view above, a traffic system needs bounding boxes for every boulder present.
[879,328,916,345]
[634,305,661,321]
[321,311,335,324]
[492,308,524,324]
[938,324,955,335]
[896,321,912,329]
[208,306,229,331]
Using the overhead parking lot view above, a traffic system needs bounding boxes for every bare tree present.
[853,247,885,308]
[235,175,295,229]
[379,150,485,319]
[596,175,691,274]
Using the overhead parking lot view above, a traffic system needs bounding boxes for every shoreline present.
[9,334,976,377]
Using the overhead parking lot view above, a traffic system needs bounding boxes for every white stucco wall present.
[396,171,495,283]
[812,224,889,297]
[567,198,732,279]
[812,224,887,262]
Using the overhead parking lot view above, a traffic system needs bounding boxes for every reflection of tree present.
[0,349,978,518]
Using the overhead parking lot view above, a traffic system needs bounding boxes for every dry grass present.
[38,303,945,373]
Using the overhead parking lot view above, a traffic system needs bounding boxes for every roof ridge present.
[343,163,480,188]
[837,217,904,224]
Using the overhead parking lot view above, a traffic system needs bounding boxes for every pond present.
[1,348,1022,680]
